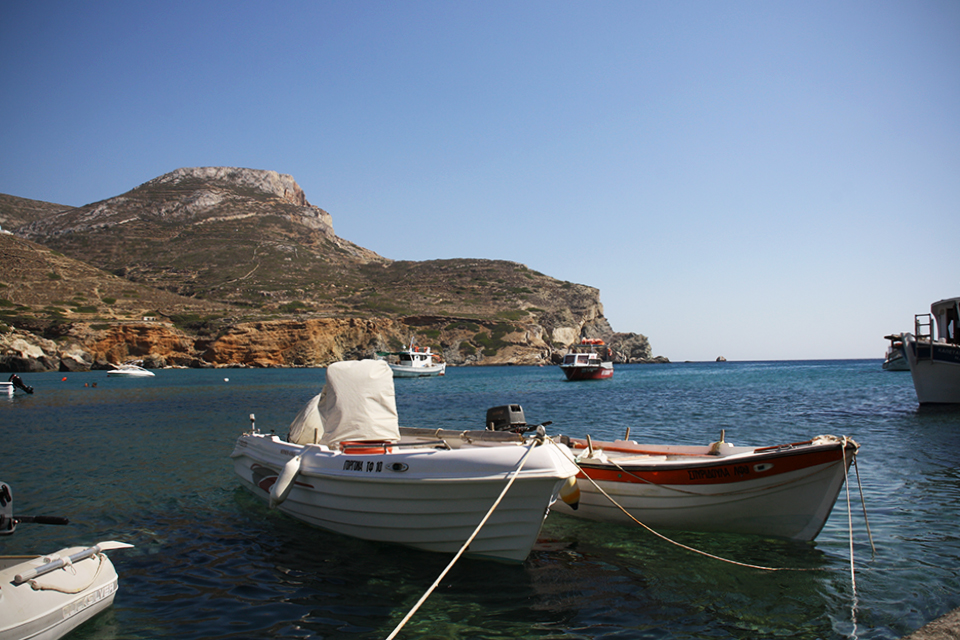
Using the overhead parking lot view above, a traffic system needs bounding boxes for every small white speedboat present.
[0,374,34,396]
[0,482,133,640]
[106,361,155,378]
[231,360,579,562]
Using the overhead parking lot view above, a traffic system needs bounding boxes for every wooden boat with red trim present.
[549,432,858,541]
[559,339,614,381]
[231,360,580,562]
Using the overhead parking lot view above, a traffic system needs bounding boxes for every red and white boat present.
[550,432,859,541]
[559,339,613,381]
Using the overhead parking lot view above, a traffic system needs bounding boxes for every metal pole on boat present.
[13,541,134,585]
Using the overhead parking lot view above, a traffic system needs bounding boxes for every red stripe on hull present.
[561,365,614,380]
[575,445,848,486]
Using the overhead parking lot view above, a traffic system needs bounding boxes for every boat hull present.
[0,547,120,640]
[902,334,960,404]
[550,436,857,541]
[560,362,613,381]
[231,433,578,562]
[882,352,909,371]
[389,363,446,378]
[106,370,154,378]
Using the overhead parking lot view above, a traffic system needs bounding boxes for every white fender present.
[269,454,302,508]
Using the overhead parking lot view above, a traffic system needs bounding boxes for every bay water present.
[2,360,958,639]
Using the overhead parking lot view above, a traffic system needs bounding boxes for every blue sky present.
[2,1,958,361]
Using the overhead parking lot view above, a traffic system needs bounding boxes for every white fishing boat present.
[0,374,34,396]
[882,333,909,371]
[375,339,445,377]
[902,297,960,404]
[549,431,858,541]
[106,361,155,378]
[0,482,132,640]
[230,360,579,562]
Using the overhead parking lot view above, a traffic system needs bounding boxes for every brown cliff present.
[0,167,663,371]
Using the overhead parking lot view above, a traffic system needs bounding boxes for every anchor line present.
[384,434,544,640]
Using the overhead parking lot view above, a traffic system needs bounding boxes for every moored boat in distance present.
[560,338,614,381]
[549,431,858,541]
[230,360,580,563]
[1,374,34,396]
[902,297,960,404]
[106,360,155,378]
[376,339,446,378]
[882,333,909,371]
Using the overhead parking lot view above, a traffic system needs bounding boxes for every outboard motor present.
[9,374,34,394]
[0,482,13,535]
[486,404,554,435]
[486,404,527,432]
[0,482,69,536]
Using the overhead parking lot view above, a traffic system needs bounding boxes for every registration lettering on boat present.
[687,464,750,481]
[342,460,384,472]
[61,579,117,620]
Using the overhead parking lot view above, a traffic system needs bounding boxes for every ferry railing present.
[915,313,933,361]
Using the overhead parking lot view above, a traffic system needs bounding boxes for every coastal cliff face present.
[1,314,652,372]
[0,167,662,371]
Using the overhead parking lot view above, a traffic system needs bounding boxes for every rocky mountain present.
[1,167,659,371]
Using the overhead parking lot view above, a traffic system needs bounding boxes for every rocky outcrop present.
[0,315,661,372]
[20,167,336,240]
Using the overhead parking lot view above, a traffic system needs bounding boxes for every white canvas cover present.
[287,391,324,445]
[288,359,400,446]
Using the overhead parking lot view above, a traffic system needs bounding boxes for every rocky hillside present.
[0,193,68,230]
[1,167,659,371]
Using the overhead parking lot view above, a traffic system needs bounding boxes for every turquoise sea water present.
[2,360,959,640]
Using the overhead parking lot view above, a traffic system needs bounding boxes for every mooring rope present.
[576,468,814,572]
[28,553,106,594]
[853,453,876,556]
[384,434,543,640]
[842,437,860,639]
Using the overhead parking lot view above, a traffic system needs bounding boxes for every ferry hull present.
[903,334,960,404]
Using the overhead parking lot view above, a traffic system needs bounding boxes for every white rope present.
[852,453,876,556]
[577,438,862,574]
[842,437,860,638]
[29,553,106,594]
[577,466,814,572]
[384,436,542,640]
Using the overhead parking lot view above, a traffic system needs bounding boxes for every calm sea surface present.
[2,360,959,640]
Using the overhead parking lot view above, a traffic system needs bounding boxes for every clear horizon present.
[2,2,957,362]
